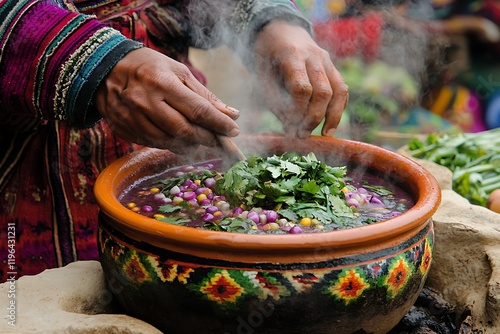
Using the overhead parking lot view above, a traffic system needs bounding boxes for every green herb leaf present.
[156,216,191,225]
[158,204,182,213]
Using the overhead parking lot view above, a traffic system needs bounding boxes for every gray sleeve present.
[186,0,312,62]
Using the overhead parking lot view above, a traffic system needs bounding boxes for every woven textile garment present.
[0,0,310,282]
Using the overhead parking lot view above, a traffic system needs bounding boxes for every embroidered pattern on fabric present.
[53,27,119,121]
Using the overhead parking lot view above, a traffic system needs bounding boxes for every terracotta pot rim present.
[94,134,441,252]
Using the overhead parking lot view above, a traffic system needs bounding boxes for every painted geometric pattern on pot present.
[419,236,433,276]
[100,230,433,308]
[322,236,432,304]
[147,256,194,284]
[188,269,260,311]
[326,267,370,305]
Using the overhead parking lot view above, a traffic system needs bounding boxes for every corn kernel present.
[153,214,165,219]
[150,187,160,193]
[194,179,201,185]
[127,202,137,208]
[300,217,312,226]
[172,196,183,205]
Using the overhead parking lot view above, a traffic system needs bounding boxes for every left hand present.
[254,20,348,138]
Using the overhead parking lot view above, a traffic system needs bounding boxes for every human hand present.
[253,20,348,138]
[94,47,240,154]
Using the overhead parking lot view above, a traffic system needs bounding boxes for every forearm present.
[0,0,142,128]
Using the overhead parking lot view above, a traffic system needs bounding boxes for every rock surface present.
[0,260,162,334]
[0,157,499,334]
[410,157,500,333]
[426,188,500,332]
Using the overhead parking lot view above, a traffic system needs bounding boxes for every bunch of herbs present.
[215,152,357,228]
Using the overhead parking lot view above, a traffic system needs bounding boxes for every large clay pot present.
[94,134,441,334]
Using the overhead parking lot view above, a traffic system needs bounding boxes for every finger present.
[106,99,204,153]
[100,93,178,147]
[184,77,241,120]
[321,61,349,137]
[148,101,220,147]
[125,92,220,147]
[276,57,313,138]
[178,76,241,133]
[281,58,313,126]
[298,57,334,138]
[108,85,216,149]
[207,90,240,121]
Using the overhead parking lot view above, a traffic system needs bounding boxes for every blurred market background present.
[295,0,500,146]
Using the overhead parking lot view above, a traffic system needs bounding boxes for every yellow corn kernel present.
[153,214,166,219]
[194,179,201,185]
[300,217,312,227]
[131,207,140,212]
[262,223,280,231]
[341,187,349,194]
[127,202,137,208]
[150,187,160,193]
[172,197,183,205]
[197,194,207,202]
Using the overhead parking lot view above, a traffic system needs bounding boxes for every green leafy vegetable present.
[215,152,355,226]
[158,204,182,213]
[407,128,500,206]
[156,216,192,225]
[203,217,256,233]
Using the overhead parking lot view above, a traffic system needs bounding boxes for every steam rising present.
[187,1,448,141]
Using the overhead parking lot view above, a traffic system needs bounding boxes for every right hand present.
[94,47,240,154]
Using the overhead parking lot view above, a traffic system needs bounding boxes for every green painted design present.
[188,269,247,311]
[324,268,370,305]
[381,254,414,299]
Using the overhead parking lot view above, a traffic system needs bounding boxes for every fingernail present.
[226,105,240,116]
[326,128,336,137]
[228,127,240,137]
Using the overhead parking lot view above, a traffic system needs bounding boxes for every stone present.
[408,156,500,332]
[0,261,162,334]
[426,188,500,332]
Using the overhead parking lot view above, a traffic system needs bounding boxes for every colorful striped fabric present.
[0,0,310,283]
